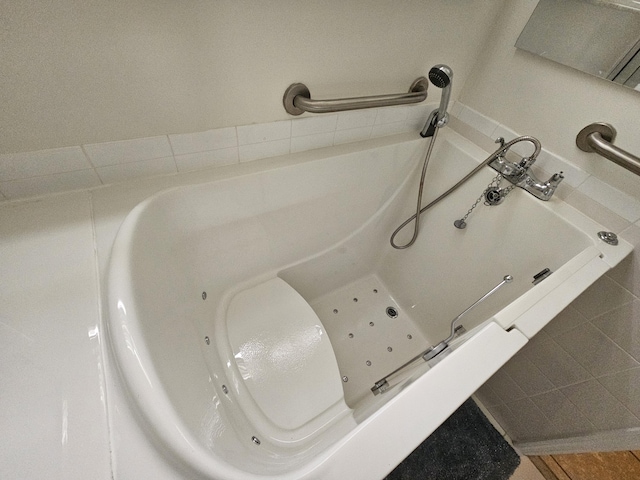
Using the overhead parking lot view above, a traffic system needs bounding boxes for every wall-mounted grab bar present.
[283,77,429,115]
[576,123,640,176]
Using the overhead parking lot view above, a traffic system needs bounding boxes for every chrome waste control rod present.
[371,275,513,395]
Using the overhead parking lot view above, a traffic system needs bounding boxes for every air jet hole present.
[386,307,398,318]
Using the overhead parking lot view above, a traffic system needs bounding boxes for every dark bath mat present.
[385,398,520,480]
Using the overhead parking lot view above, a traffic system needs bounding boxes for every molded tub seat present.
[227,277,349,439]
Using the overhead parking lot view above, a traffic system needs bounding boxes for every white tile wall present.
[476,222,640,446]
[0,104,436,201]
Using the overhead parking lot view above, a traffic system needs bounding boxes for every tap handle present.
[548,171,564,186]
[519,156,535,169]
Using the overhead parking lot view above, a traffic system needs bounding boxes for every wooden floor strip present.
[541,455,572,480]
[551,451,640,480]
[529,456,562,480]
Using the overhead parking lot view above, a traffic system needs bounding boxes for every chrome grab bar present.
[283,77,429,115]
[576,123,640,176]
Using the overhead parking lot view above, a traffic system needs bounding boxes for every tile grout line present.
[165,134,179,172]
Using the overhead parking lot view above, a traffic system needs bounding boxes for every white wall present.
[461,0,640,199]
[1,0,505,154]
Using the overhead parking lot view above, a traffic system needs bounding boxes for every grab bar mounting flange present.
[576,122,640,176]
[576,122,616,151]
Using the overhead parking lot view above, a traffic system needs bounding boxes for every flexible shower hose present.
[389,127,440,249]
[389,133,536,249]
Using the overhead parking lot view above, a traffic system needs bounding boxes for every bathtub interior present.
[107,129,618,478]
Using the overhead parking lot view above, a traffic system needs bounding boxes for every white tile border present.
[237,120,291,145]
[0,103,437,201]
[577,176,640,223]
[0,169,102,199]
[174,148,239,173]
[458,105,499,137]
[0,146,92,181]
[7,100,637,212]
[96,157,177,184]
[168,127,237,155]
[84,136,173,167]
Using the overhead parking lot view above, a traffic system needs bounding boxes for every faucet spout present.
[519,170,565,201]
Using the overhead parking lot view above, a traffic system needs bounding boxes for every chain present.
[454,173,515,228]
[458,191,485,225]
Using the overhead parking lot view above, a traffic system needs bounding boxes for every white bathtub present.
[107,128,632,479]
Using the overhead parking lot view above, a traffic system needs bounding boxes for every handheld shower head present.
[428,65,452,89]
[429,64,453,125]
[419,65,453,137]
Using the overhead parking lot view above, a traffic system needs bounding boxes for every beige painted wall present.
[460,0,640,199]
[1,0,505,154]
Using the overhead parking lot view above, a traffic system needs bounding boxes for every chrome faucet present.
[489,136,564,201]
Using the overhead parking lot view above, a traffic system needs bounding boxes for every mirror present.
[515,0,640,91]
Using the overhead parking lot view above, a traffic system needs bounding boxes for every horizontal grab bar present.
[576,123,640,177]
[283,77,429,115]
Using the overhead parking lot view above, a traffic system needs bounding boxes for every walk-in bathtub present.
[107,128,632,479]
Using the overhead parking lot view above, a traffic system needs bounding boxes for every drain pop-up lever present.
[371,274,513,395]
